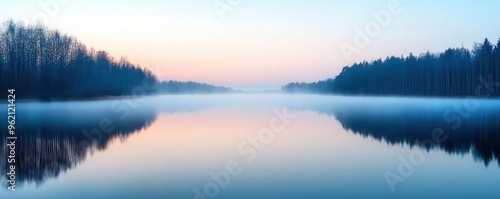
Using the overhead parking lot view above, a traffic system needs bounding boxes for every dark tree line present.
[0,20,231,99]
[283,38,500,97]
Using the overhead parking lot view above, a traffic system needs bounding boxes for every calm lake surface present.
[1,94,500,199]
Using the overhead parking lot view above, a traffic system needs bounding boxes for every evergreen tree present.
[283,38,500,97]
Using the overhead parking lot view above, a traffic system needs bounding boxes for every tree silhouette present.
[283,38,500,97]
[0,20,231,99]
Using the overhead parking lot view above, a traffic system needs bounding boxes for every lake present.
[1,94,500,199]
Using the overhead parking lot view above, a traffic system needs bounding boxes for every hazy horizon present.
[2,0,500,91]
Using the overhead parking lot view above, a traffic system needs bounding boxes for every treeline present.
[159,80,232,94]
[283,38,500,97]
[0,20,231,99]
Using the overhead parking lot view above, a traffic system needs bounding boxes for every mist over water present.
[1,94,500,199]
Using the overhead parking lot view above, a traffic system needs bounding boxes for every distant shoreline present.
[5,92,500,104]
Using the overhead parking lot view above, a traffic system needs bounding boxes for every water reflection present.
[290,97,500,166]
[1,95,500,192]
[0,97,216,188]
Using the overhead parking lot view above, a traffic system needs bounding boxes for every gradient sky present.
[1,0,500,91]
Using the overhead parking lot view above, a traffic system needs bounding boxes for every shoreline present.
[3,92,500,103]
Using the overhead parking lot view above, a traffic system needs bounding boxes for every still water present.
[1,94,500,199]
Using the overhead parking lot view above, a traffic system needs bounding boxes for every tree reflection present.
[298,98,500,167]
[0,98,212,188]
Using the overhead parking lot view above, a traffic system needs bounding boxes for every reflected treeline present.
[289,97,500,167]
[0,97,214,188]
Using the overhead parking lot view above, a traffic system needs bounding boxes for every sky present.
[1,0,500,91]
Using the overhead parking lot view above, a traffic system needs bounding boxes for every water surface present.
[1,95,500,199]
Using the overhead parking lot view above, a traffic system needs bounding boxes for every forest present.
[0,20,231,99]
[283,38,500,97]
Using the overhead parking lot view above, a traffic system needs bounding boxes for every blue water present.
[1,95,500,199]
